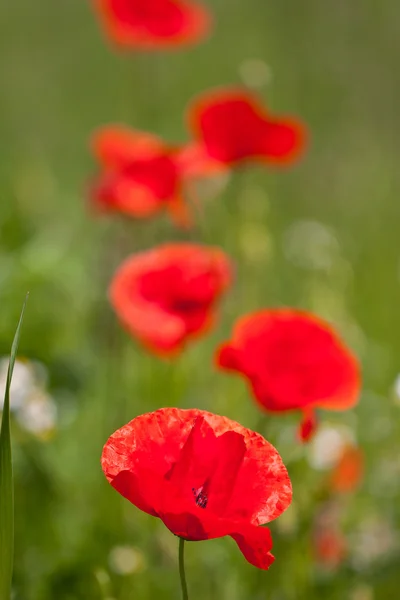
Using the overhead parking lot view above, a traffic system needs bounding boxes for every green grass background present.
[1,0,400,598]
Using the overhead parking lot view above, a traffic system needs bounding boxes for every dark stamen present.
[192,486,208,509]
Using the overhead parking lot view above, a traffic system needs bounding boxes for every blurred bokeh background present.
[1,0,400,598]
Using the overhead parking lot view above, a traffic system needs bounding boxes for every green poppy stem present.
[178,537,189,600]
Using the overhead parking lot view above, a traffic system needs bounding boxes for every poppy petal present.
[298,409,318,442]
[167,193,193,228]
[187,88,307,166]
[225,433,292,525]
[91,126,164,169]
[215,344,241,371]
[166,415,219,495]
[91,174,163,217]
[109,469,161,516]
[206,430,247,513]
[159,507,276,569]
[113,297,187,354]
[187,89,267,164]
[230,524,275,570]
[89,126,199,227]
[177,143,228,177]
[159,510,210,540]
[259,119,307,164]
[217,309,361,422]
[109,245,232,354]
[93,0,212,49]
[102,408,292,569]
[167,416,247,513]
[102,407,292,522]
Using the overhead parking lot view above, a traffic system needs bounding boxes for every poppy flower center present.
[192,486,208,509]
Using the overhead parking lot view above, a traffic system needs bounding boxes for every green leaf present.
[0,295,28,600]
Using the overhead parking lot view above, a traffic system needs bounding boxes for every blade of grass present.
[0,295,29,600]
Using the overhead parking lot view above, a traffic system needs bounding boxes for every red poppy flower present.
[92,0,211,49]
[102,407,292,569]
[187,88,307,167]
[216,309,360,442]
[90,125,203,227]
[109,243,232,355]
[330,445,364,493]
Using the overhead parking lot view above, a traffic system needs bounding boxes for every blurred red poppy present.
[90,125,208,227]
[314,528,347,569]
[216,309,360,442]
[330,445,364,493]
[102,407,292,569]
[92,0,211,49]
[109,243,232,355]
[187,88,307,167]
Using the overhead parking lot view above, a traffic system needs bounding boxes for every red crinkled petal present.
[158,506,275,569]
[205,430,247,513]
[159,510,275,569]
[108,469,161,516]
[102,408,290,569]
[159,510,211,540]
[230,524,275,570]
[102,408,202,484]
[216,309,360,414]
[224,432,292,526]
[102,408,292,525]
[93,0,211,49]
[165,415,222,503]
[166,416,247,514]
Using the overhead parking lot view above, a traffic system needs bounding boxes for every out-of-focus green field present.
[1,1,400,598]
